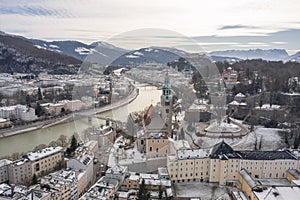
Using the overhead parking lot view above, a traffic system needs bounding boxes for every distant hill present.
[208,55,242,64]
[110,47,185,66]
[0,32,81,74]
[285,52,300,63]
[209,49,289,61]
[30,39,128,65]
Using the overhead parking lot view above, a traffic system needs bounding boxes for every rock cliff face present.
[0,33,81,74]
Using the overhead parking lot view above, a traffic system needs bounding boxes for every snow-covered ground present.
[205,121,241,133]
[174,182,230,200]
[194,127,286,151]
[108,136,147,168]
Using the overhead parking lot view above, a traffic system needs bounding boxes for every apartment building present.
[24,146,63,177]
[0,159,12,183]
[0,105,37,121]
[7,158,32,185]
[40,170,80,200]
[167,141,298,185]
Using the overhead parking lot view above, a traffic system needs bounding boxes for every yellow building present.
[167,141,298,185]
[25,146,63,177]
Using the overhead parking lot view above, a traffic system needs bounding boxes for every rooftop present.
[25,146,63,161]
[253,186,300,200]
[237,150,297,160]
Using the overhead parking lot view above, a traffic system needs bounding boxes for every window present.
[149,147,152,151]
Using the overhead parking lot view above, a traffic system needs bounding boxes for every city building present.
[167,141,298,185]
[237,168,300,200]
[67,142,95,187]
[40,102,65,116]
[24,146,63,178]
[222,67,238,88]
[123,170,171,191]
[80,176,120,200]
[136,73,174,158]
[0,105,37,121]
[39,169,87,200]
[7,158,32,185]
[0,183,52,200]
[0,159,11,183]
[0,118,12,129]
[161,72,173,136]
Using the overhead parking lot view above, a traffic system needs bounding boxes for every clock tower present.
[161,72,173,137]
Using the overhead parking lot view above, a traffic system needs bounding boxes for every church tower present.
[161,72,173,137]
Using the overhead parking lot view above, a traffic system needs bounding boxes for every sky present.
[0,0,300,54]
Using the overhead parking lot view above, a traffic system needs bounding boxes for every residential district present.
[0,63,300,200]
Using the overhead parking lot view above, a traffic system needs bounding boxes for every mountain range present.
[0,31,299,74]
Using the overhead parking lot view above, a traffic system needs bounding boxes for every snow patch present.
[74,47,92,55]
[49,44,59,48]
[34,45,47,50]
[126,55,139,59]
[133,51,143,56]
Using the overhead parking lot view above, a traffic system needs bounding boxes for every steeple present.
[162,71,172,99]
[161,71,173,137]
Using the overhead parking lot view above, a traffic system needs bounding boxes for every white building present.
[0,105,37,121]
[0,159,12,183]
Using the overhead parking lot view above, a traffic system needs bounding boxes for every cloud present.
[0,4,72,17]
[218,25,257,30]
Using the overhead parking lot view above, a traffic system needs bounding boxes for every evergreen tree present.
[137,179,150,200]
[35,102,44,116]
[31,174,38,185]
[158,185,163,200]
[70,135,78,152]
[37,87,43,101]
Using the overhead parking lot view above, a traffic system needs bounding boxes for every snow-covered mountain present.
[209,49,289,61]
[110,47,185,66]
[285,52,300,63]
[29,39,128,65]
[0,32,81,74]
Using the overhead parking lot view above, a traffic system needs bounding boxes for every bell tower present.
[161,72,173,137]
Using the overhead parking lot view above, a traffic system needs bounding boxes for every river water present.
[0,83,161,158]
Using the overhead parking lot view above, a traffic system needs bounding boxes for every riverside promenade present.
[0,88,139,138]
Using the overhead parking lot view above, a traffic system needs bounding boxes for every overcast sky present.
[0,0,299,54]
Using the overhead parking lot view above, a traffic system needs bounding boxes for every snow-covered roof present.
[177,148,210,160]
[253,186,300,200]
[235,93,246,98]
[256,104,281,110]
[26,147,62,161]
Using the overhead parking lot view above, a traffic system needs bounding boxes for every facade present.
[7,158,32,185]
[123,172,171,191]
[167,141,298,185]
[0,159,12,183]
[59,99,84,112]
[40,169,79,200]
[67,143,95,187]
[0,118,12,128]
[237,168,300,200]
[222,67,238,88]
[24,147,63,177]
[40,103,65,116]
[89,125,116,151]
[0,105,37,121]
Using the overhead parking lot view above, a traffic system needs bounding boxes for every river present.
[0,83,161,158]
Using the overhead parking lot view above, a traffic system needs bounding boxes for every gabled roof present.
[210,141,240,159]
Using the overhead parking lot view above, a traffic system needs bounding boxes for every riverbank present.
[0,88,139,139]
